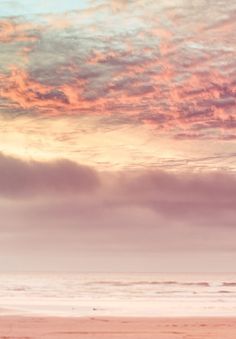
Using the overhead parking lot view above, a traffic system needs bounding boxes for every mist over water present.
[0,272,236,317]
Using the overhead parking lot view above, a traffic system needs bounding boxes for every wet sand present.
[0,316,236,338]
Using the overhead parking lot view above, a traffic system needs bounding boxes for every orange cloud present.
[0,66,108,116]
[0,20,38,43]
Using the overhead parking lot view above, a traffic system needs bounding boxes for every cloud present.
[0,0,235,140]
[1,153,236,221]
[0,19,38,44]
[0,153,100,198]
[1,152,236,271]
[1,0,236,272]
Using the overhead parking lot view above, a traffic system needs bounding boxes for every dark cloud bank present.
[1,152,236,221]
[1,153,236,271]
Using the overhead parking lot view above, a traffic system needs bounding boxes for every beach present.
[0,273,235,338]
[0,317,236,339]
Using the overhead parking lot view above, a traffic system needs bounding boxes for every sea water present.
[0,272,235,317]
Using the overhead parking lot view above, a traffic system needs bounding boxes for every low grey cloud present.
[0,152,99,198]
[1,153,236,271]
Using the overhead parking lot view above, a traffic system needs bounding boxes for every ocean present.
[0,272,235,317]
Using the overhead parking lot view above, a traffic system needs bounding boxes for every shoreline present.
[0,316,236,338]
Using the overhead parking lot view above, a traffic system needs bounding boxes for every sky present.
[0,0,236,272]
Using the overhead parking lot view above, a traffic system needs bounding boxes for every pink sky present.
[0,0,236,272]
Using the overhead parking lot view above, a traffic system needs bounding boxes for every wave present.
[218,290,233,294]
[87,281,210,287]
[222,282,236,287]
[180,282,209,287]
[7,287,28,292]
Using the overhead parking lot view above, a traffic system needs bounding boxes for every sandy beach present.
[0,317,236,339]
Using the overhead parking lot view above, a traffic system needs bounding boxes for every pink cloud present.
[0,0,235,142]
[0,19,38,43]
[1,152,236,271]
[0,153,99,198]
[1,152,236,223]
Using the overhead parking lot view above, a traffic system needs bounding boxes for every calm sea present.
[0,273,235,317]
